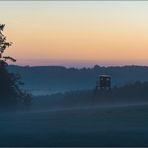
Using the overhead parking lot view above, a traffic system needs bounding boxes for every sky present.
[1,1,148,67]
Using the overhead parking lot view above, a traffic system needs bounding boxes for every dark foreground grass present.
[0,103,148,146]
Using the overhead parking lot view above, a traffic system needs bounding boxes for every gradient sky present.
[1,1,148,67]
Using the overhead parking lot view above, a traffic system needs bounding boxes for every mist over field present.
[0,65,148,147]
[1,101,148,147]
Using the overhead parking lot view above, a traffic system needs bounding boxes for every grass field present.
[0,102,148,147]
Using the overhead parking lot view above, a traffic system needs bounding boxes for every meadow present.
[0,101,148,147]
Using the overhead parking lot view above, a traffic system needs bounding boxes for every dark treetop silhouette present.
[0,24,31,108]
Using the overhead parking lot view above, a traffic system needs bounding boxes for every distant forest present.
[33,81,148,109]
[8,65,148,94]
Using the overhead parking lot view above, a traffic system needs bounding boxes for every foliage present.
[0,24,31,108]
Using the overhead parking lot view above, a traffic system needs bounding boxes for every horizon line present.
[8,64,148,69]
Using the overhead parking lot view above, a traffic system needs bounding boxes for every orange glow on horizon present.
[1,1,148,66]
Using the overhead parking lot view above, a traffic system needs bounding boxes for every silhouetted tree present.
[0,24,31,109]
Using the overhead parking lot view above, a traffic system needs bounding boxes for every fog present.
[0,97,148,147]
